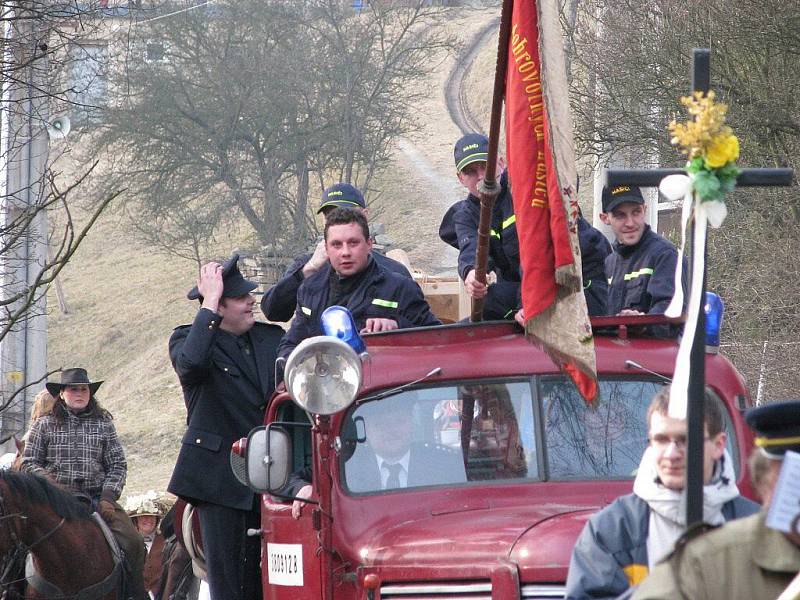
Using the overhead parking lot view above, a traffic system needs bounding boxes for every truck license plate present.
[266,543,304,586]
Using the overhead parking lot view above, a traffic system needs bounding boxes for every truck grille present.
[380,581,492,599]
[378,582,565,599]
[520,584,565,598]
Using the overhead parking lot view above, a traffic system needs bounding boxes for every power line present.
[131,1,213,27]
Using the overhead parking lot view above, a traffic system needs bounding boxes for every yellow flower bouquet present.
[668,91,740,203]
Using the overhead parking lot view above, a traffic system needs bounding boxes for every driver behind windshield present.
[344,395,466,493]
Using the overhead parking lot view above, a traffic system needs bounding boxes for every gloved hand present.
[302,240,328,276]
[99,499,116,521]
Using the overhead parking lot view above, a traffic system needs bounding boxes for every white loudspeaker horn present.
[46,116,71,139]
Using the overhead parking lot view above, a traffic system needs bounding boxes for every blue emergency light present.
[704,291,724,348]
[321,306,366,354]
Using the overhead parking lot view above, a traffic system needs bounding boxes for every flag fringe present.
[555,263,581,291]
[524,290,598,403]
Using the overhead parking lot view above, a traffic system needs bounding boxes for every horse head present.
[0,474,28,598]
[0,471,118,599]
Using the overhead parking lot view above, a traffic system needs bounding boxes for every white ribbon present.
[668,200,708,419]
[657,173,729,419]
[661,174,692,319]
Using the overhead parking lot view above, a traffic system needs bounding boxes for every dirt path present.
[444,17,500,136]
[382,10,499,275]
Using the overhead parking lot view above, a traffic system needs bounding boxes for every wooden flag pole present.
[470,0,513,322]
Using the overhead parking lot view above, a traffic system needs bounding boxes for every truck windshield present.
[339,377,739,493]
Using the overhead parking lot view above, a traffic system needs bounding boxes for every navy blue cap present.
[186,253,258,301]
[602,185,644,213]
[454,133,489,172]
[745,400,800,458]
[318,183,366,214]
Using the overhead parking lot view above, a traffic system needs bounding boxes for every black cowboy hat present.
[46,368,103,397]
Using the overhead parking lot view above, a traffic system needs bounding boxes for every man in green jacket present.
[633,400,800,600]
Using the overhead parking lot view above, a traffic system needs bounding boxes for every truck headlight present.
[285,336,362,415]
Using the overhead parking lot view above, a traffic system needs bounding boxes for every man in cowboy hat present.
[21,368,148,600]
[169,253,283,600]
[126,492,173,599]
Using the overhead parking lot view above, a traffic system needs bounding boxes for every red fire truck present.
[233,314,755,599]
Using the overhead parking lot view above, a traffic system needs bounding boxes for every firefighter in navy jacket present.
[577,211,612,316]
[169,254,283,600]
[261,182,411,323]
[452,133,521,321]
[600,185,686,319]
[278,208,440,359]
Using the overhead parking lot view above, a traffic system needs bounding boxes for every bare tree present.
[89,0,450,268]
[0,1,120,438]
[568,0,800,400]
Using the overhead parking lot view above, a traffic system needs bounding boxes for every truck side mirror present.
[245,425,291,494]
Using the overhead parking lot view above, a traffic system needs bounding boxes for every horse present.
[146,501,203,600]
[0,470,125,599]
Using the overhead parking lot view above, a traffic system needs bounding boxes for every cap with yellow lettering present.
[318,183,366,214]
[601,185,644,213]
[454,133,489,173]
[745,400,800,459]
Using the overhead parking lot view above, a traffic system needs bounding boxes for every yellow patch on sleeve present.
[623,564,649,586]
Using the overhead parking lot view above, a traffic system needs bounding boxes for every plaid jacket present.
[21,407,127,501]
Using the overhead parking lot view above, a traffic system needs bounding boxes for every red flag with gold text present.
[505,0,597,402]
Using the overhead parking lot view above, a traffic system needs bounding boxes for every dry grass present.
[46,6,502,499]
[373,7,501,275]
[47,213,197,494]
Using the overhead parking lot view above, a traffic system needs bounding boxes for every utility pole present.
[0,2,51,451]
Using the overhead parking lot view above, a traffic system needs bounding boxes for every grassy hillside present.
[46,213,197,494]
[46,7,502,498]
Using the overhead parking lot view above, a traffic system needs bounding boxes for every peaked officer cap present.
[186,253,258,301]
[745,399,800,458]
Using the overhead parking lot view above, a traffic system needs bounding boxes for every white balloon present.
[658,173,691,201]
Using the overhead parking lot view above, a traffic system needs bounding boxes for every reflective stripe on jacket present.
[454,171,520,283]
[277,258,440,358]
[261,250,412,323]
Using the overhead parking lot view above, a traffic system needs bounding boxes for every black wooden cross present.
[605,49,794,528]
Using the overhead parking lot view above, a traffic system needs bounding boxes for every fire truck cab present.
[234,316,755,600]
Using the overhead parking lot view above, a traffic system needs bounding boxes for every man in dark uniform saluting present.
[168,254,283,600]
